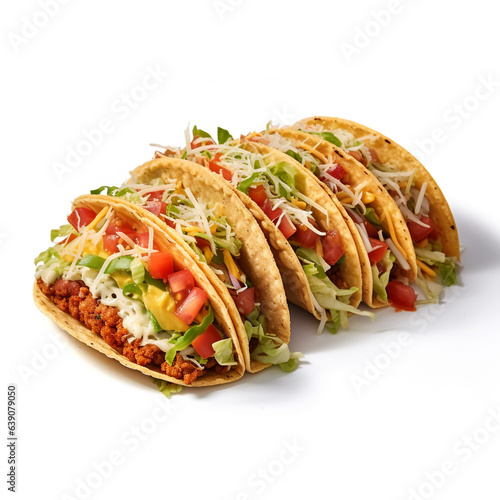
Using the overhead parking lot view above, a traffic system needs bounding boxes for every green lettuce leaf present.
[192,125,212,139]
[217,127,233,144]
[151,377,182,398]
[437,261,457,287]
[308,131,342,147]
[268,162,297,191]
[286,150,303,164]
[50,224,77,242]
[371,251,395,302]
[212,338,237,366]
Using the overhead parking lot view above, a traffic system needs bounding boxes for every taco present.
[33,195,245,387]
[89,158,298,373]
[294,117,460,308]
[247,126,418,310]
[153,127,374,334]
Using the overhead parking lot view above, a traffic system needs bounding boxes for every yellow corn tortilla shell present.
[128,157,291,373]
[295,116,460,260]
[33,195,244,387]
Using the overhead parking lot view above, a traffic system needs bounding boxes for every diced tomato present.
[144,200,167,217]
[364,219,379,238]
[175,287,208,324]
[368,148,379,162]
[61,233,77,246]
[320,164,345,182]
[277,214,297,239]
[367,238,388,265]
[195,236,210,249]
[321,229,344,266]
[348,150,367,166]
[149,252,174,280]
[347,208,379,238]
[386,281,418,312]
[208,153,232,181]
[168,269,194,294]
[164,218,176,229]
[292,225,319,249]
[407,216,435,243]
[262,199,282,222]
[146,190,164,201]
[233,287,255,316]
[103,234,120,253]
[67,207,97,231]
[191,324,222,358]
[248,184,267,208]
[134,232,150,247]
[105,219,135,239]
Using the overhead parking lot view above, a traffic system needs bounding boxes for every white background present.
[2,1,500,499]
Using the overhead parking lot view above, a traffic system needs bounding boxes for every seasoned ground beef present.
[37,278,217,384]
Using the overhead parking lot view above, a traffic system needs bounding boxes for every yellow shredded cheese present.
[383,208,407,260]
[294,141,328,164]
[291,197,307,210]
[203,247,214,264]
[417,259,437,278]
[223,249,246,283]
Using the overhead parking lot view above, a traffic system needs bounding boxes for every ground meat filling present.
[37,278,223,384]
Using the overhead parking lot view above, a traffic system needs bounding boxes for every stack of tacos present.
[33,115,460,393]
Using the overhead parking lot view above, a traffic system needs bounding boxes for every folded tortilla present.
[33,195,245,387]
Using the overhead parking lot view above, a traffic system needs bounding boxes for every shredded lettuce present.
[371,252,395,302]
[268,162,298,192]
[35,245,63,266]
[415,245,457,288]
[34,245,69,279]
[212,338,237,366]
[437,261,457,287]
[297,248,374,324]
[244,310,302,371]
[415,245,446,265]
[50,224,77,242]
[151,377,182,398]
[415,269,443,304]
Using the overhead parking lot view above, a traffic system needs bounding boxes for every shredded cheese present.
[415,182,428,215]
[293,141,329,164]
[383,207,407,261]
[416,259,437,277]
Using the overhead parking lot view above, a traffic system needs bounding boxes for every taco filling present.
[35,205,238,385]
[297,123,458,306]
[89,182,300,369]
[159,127,373,333]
